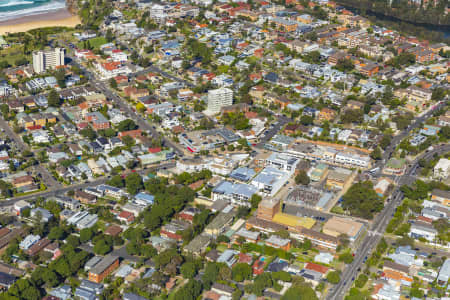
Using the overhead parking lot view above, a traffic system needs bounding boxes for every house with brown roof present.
[284,124,301,135]
[118,129,142,140]
[74,190,97,204]
[299,228,338,251]
[25,238,51,256]
[317,108,336,123]
[104,225,123,237]
[383,261,410,277]
[346,100,364,111]
[304,262,329,275]
[8,100,24,112]
[12,175,34,188]
[123,87,149,100]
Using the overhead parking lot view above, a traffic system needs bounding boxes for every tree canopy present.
[341,181,383,219]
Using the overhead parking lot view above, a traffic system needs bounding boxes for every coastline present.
[0,8,80,35]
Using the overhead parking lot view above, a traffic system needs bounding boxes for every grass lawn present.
[77,36,108,50]
[216,244,228,252]
[0,45,29,66]
[53,31,79,43]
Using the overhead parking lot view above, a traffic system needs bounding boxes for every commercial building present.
[264,153,299,172]
[212,180,258,206]
[437,259,450,286]
[384,158,406,175]
[298,228,338,251]
[207,87,233,114]
[430,189,450,206]
[434,158,450,180]
[286,141,371,169]
[322,216,365,242]
[326,168,353,189]
[285,186,334,211]
[67,211,98,229]
[251,167,291,197]
[178,128,239,153]
[32,48,65,73]
[88,255,119,283]
[257,198,281,221]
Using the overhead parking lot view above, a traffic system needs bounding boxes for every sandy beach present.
[0,8,80,35]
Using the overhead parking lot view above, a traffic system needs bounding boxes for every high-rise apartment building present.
[207,88,233,114]
[32,48,65,74]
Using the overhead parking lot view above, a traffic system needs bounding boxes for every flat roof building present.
[207,87,233,114]
[257,198,281,221]
[204,210,236,237]
[88,255,119,283]
[212,180,258,206]
[251,167,291,197]
[323,216,365,242]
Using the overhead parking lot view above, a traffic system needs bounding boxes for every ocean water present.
[0,0,66,22]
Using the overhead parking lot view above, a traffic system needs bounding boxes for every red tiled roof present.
[305,262,329,274]
[148,147,161,153]
[417,216,433,224]
[26,125,42,131]
[118,211,134,222]
[101,61,121,71]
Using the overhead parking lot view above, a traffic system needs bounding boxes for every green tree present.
[31,267,60,287]
[108,175,125,188]
[300,115,314,125]
[341,109,363,124]
[180,262,198,279]
[380,134,392,149]
[125,173,143,195]
[336,58,354,72]
[410,287,424,298]
[109,77,118,89]
[79,127,97,140]
[370,147,382,160]
[48,89,61,107]
[354,274,368,288]
[66,235,80,248]
[173,279,202,300]
[295,170,310,185]
[93,239,112,255]
[48,227,65,240]
[117,119,137,132]
[79,227,94,243]
[342,181,383,219]
[232,263,253,282]
[122,135,135,147]
[250,194,262,209]
[326,271,341,284]
[339,252,354,264]
[216,235,230,243]
[281,283,318,300]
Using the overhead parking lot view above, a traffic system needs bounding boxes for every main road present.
[0,162,175,207]
[327,143,450,300]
